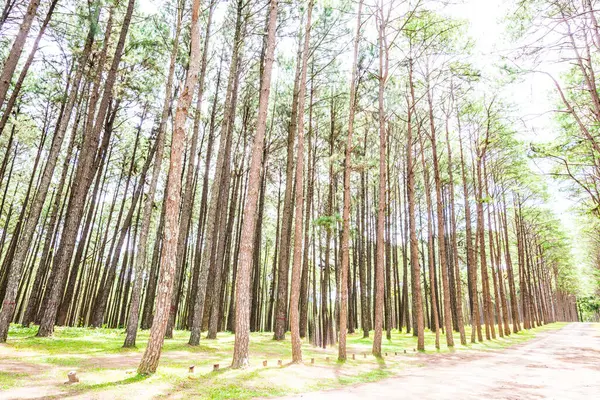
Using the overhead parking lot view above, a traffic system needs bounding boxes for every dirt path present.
[279,323,600,399]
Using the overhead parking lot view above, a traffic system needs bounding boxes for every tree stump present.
[213,364,219,371]
[277,360,282,366]
[310,358,314,364]
[66,371,79,384]
[404,349,407,354]
[325,357,330,362]
[189,365,195,373]
[352,354,355,360]
[262,360,267,367]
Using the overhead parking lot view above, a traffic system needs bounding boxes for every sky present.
[445,0,588,267]
[136,0,585,259]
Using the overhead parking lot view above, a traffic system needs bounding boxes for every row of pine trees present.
[0,0,584,372]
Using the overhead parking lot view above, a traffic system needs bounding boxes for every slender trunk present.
[0,0,59,136]
[373,3,388,356]
[165,0,216,338]
[445,119,466,344]
[0,7,99,341]
[0,0,42,111]
[37,0,136,337]
[273,30,303,341]
[189,0,244,345]
[458,130,481,342]
[290,0,313,363]
[419,135,440,349]
[231,0,278,368]
[339,0,363,361]
[476,156,494,340]
[502,194,520,332]
[299,74,315,338]
[407,59,424,350]
[427,80,454,347]
[137,0,203,374]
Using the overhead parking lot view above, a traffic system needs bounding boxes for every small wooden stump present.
[189,365,195,373]
[277,360,282,366]
[352,354,355,360]
[213,364,220,372]
[66,371,79,384]
[325,357,330,362]
[385,352,388,357]
[310,358,314,364]
[404,349,407,354]
[363,353,366,358]
[262,360,268,367]
[413,348,416,352]
[394,352,398,356]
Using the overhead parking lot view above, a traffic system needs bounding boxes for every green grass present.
[0,322,567,399]
[0,371,27,390]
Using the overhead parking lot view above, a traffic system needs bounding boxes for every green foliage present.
[313,214,341,231]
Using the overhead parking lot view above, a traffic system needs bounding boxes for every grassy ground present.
[0,322,567,399]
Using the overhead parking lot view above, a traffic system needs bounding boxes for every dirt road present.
[280,323,600,399]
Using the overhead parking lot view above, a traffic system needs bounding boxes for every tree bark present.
[290,0,313,363]
[0,0,41,112]
[231,0,278,368]
[0,6,99,341]
[137,0,203,374]
[427,84,454,347]
[339,0,363,361]
[273,31,303,341]
[373,1,388,357]
[407,59,425,350]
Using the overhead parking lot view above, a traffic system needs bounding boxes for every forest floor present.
[279,322,600,400]
[0,322,579,399]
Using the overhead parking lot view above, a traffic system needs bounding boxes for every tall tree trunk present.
[123,123,166,346]
[137,0,203,374]
[427,83,454,347]
[22,109,79,327]
[0,0,41,112]
[231,0,278,368]
[407,59,425,350]
[37,0,135,337]
[0,0,59,136]
[502,194,521,332]
[206,14,246,336]
[299,93,314,338]
[188,2,218,328]
[188,0,244,345]
[290,0,313,363]
[419,134,440,349]
[373,2,388,356]
[165,0,216,338]
[0,7,99,341]
[131,0,183,336]
[444,119,466,344]
[458,129,482,342]
[273,30,303,341]
[267,171,282,331]
[476,157,494,340]
[339,0,363,361]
